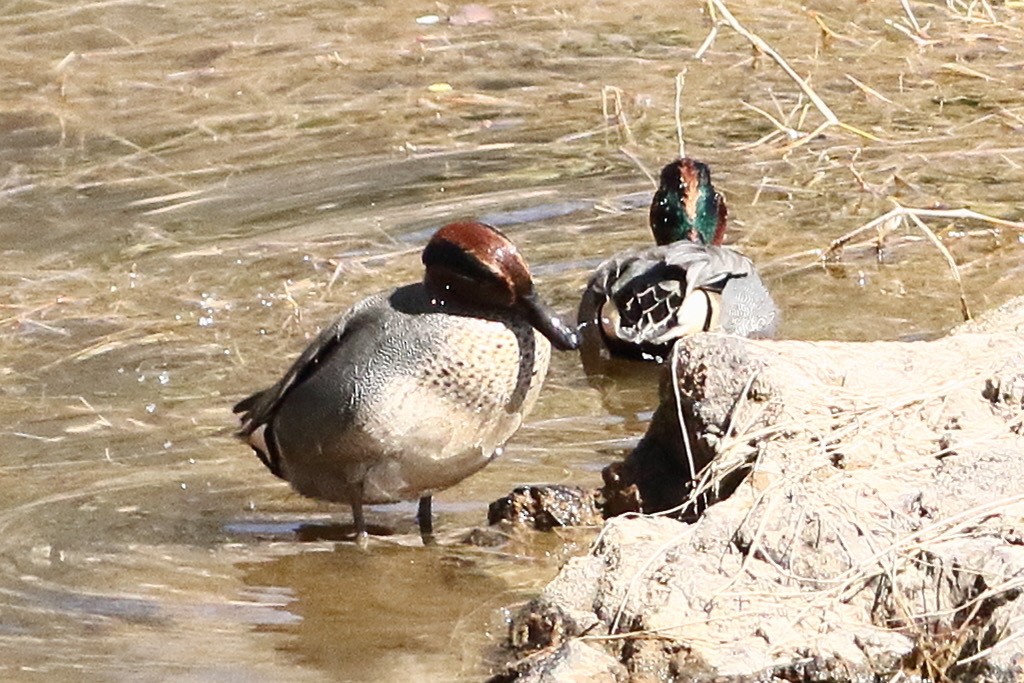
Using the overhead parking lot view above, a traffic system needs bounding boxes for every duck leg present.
[350,491,368,547]
[417,495,435,544]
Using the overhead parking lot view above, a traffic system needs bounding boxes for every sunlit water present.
[2,0,1023,680]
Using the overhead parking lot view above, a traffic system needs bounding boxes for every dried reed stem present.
[900,0,925,36]
[903,209,972,321]
[825,205,1024,258]
[708,0,880,146]
[708,0,837,124]
[675,69,688,159]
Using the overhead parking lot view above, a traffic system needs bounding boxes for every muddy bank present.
[494,296,1024,681]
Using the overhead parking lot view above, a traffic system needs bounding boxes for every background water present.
[2,0,1023,680]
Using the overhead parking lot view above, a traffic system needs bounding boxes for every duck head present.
[649,158,728,247]
[422,221,580,351]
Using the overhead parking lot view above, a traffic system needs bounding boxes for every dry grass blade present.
[606,527,690,636]
[956,619,1024,666]
[940,63,998,82]
[825,205,1024,256]
[37,331,180,372]
[886,18,938,46]
[808,11,860,44]
[708,0,837,126]
[694,24,718,59]
[900,0,925,36]
[670,342,698,504]
[619,146,656,188]
[844,73,896,106]
[675,68,688,159]
[902,209,972,321]
[803,197,985,316]
[707,0,885,147]
[741,101,800,139]
[601,85,638,147]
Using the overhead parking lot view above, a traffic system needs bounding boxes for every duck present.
[234,221,579,544]
[578,157,777,367]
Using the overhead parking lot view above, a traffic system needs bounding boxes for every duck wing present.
[234,318,345,435]
[232,294,389,479]
[233,290,390,439]
[583,243,766,357]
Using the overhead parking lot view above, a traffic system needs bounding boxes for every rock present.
[509,599,588,652]
[488,485,604,531]
[500,295,1024,681]
[489,640,627,683]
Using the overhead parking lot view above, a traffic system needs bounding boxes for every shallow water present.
[2,0,1024,680]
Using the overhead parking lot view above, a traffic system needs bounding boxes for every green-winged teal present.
[234,221,579,543]
[578,158,777,366]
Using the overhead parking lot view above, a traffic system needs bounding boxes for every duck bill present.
[520,292,580,351]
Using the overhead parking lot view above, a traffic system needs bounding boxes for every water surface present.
[2,0,1023,680]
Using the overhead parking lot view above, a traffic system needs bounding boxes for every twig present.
[900,0,925,36]
[694,24,718,60]
[675,69,688,159]
[844,74,896,106]
[902,209,972,321]
[619,147,657,188]
[741,101,800,139]
[708,0,883,146]
[824,206,1024,259]
[823,203,976,318]
[708,0,838,126]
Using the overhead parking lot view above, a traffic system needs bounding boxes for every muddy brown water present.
[2,1,1023,680]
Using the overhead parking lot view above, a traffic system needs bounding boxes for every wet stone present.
[461,526,511,547]
[490,637,627,683]
[508,598,582,652]
[488,485,604,530]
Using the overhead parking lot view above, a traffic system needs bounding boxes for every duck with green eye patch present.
[578,157,778,368]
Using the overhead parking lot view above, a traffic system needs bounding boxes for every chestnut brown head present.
[422,221,579,350]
